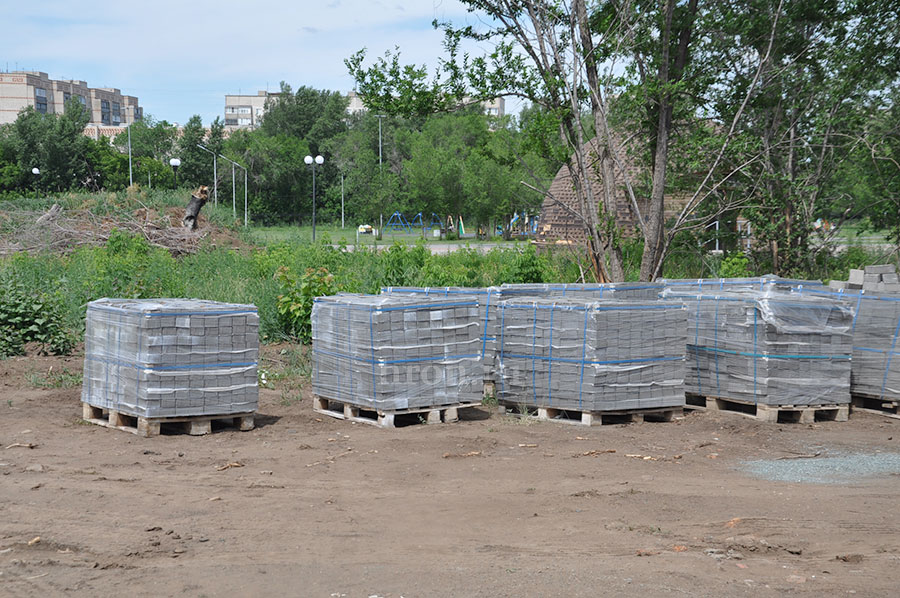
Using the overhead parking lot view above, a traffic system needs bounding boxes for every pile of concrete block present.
[800,286,900,402]
[830,265,900,293]
[311,294,483,411]
[495,298,687,412]
[380,286,499,382]
[660,288,853,406]
[81,298,259,418]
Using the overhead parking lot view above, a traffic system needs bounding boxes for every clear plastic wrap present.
[380,286,499,382]
[311,294,484,411]
[659,287,853,405]
[659,276,824,294]
[498,282,662,300]
[802,287,900,400]
[81,298,259,418]
[495,298,687,412]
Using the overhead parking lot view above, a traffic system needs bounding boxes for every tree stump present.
[183,186,209,230]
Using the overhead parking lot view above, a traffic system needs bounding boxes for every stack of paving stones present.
[311,294,483,412]
[660,288,853,406]
[830,264,900,293]
[804,268,900,402]
[81,298,259,418]
[380,286,499,383]
[495,298,687,412]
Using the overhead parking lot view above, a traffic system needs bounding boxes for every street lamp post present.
[169,158,181,189]
[218,155,248,226]
[341,171,344,229]
[197,144,218,206]
[374,114,386,232]
[127,123,133,187]
[304,154,324,242]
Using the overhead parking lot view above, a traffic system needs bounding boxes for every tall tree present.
[347,1,762,281]
[177,115,210,188]
[707,0,900,274]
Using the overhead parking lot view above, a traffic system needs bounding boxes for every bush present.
[275,266,338,342]
[718,253,751,278]
[0,277,75,357]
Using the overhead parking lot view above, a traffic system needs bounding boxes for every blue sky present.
[2,0,485,125]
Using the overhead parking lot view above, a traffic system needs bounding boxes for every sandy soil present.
[2,350,899,597]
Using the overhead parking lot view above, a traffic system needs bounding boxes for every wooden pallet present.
[851,394,900,420]
[498,402,682,426]
[82,403,255,437]
[684,393,707,410]
[700,395,849,423]
[312,396,480,428]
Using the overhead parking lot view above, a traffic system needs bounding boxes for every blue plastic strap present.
[578,307,589,410]
[115,310,124,404]
[547,304,555,405]
[752,308,758,403]
[480,290,492,360]
[880,315,900,400]
[498,304,507,396]
[369,310,377,406]
[714,298,722,397]
[531,304,538,405]
[690,346,849,360]
[851,293,864,332]
[693,298,703,395]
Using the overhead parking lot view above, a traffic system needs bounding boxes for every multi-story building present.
[0,70,142,126]
[224,90,279,130]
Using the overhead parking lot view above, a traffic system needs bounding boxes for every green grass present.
[25,366,83,389]
[242,223,512,247]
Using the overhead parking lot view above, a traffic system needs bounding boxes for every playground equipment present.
[386,211,411,233]
[410,212,424,228]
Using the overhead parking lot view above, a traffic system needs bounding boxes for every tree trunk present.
[183,186,209,230]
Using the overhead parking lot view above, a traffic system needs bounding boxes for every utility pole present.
[341,172,344,229]
[375,114,386,234]
[127,123,133,187]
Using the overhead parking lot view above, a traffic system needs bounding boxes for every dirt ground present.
[2,350,900,598]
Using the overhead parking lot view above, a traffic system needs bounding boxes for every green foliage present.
[275,266,338,342]
[382,241,427,286]
[73,230,184,299]
[0,276,74,357]
[717,253,751,278]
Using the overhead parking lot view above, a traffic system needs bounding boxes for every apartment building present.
[0,70,142,126]
[224,90,279,130]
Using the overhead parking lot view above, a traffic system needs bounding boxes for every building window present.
[225,118,238,126]
[225,106,236,114]
[112,102,121,125]
[238,118,251,125]
[238,106,251,114]
[101,99,110,125]
[34,88,48,114]
[63,91,71,103]
[77,95,86,106]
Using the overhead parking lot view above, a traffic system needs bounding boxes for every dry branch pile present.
[0,204,209,257]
